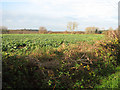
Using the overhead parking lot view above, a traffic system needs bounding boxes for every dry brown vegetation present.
[105,30,120,40]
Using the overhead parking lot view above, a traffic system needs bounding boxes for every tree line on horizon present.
[0,23,118,34]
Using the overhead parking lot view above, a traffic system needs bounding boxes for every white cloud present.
[1,0,28,2]
[26,0,119,18]
[2,0,120,30]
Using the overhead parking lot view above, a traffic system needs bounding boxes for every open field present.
[2,34,104,55]
[2,34,120,89]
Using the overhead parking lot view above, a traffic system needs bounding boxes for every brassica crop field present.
[3,34,120,89]
[2,34,104,55]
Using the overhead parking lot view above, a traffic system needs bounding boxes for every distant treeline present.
[3,30,85,34]
[2,29,108,34]
[8,30,39,34]
[1,26,111,34]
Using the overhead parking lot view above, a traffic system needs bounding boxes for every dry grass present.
[105,30,120,40]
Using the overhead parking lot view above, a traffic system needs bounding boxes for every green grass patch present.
[95,66,120,88]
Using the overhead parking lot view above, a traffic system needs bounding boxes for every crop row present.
[2,34,104,55]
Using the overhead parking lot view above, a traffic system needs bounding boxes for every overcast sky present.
[1,0,120,31]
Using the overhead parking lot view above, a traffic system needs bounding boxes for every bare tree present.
[0,26,8,34]
[85,26,99,34]
[67,22,73,32]
[39,27,47,34]
[73,22,78,31]
[108,27,114,31]
[67,22,78,32]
